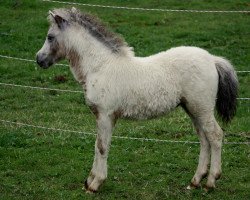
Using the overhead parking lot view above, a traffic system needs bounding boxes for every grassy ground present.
[0,0,249,199]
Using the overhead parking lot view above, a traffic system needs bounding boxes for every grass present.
[0,0,249,199]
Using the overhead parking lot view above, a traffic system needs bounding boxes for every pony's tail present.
[214,56,238,123]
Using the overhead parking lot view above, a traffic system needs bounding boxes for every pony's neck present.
[65,28,133,78]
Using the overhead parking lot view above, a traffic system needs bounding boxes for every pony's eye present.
[47,35,55,42]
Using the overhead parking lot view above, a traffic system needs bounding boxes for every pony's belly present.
[120,100,178,120]
[121,110,169,120]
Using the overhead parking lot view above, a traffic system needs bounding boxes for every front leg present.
[84,111,114,193]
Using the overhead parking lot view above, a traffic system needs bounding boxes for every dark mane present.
[68,8,126,53]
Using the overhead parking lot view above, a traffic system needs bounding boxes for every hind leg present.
[182,101,222,189]
[188,127,210,189]
[182,111,210,189]
[203,119,223,189]
[193,114,223,189]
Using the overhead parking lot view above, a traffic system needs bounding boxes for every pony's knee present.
[201,119,215,133]
[201,118,222,136]
[198,132,210,147]
[199,119,223,150]
[206,134,223,150]
[97,136,106,155]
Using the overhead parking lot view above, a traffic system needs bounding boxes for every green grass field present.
[0,0,249,199]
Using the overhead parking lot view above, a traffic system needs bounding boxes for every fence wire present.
[0,82,83,94]
[42,0,250,14]
[1,55,249,73]
[1,119,249,145]
[0,55,68,67]
[0,82,250,100]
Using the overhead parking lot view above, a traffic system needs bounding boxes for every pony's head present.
[36,8,73,69]
[36,8,131,69]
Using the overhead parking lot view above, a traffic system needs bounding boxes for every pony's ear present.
[49,10,56,18]
[49,10,68,29]
[71,7,77,13]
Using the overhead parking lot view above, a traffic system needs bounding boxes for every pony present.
[36,7,238,193]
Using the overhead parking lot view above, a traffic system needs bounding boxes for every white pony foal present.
[36,8,238,193]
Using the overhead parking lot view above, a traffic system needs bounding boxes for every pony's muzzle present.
[36,53,52,69]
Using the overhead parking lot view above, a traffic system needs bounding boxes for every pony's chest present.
[84,76,113,106]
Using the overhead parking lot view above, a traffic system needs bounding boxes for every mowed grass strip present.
[0,0,249,199]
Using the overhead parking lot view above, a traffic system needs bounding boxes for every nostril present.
[36,55,40,63]
[36,55,43,65]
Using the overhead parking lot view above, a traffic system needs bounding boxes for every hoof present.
[83,180,99,193]
[187,182,199,190]
[203,185,215,192]
[86,188,97,194]
[84,180,89,190]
